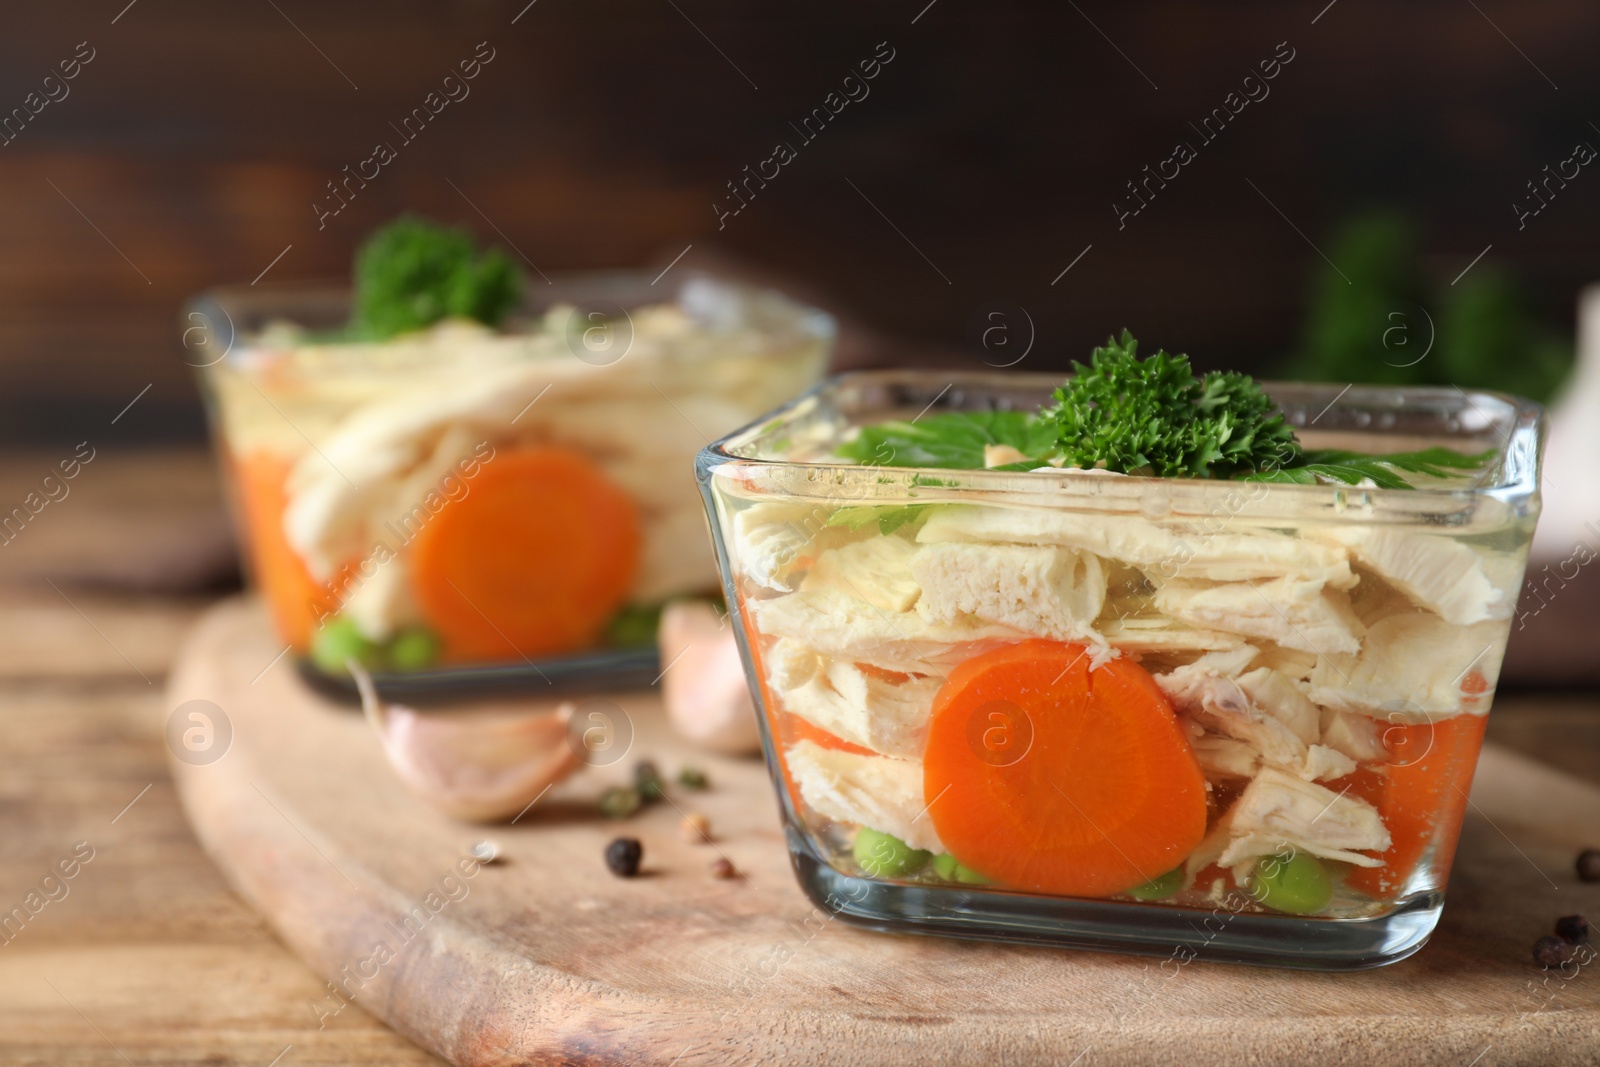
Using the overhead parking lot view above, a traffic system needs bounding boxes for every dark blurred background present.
[1,0,1597,444]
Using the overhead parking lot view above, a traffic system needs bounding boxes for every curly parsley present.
[351,216,523,340]
[1039,330,1300,478]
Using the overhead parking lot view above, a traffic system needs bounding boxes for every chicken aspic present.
[713,333,1527,917]
[202,218,828,673]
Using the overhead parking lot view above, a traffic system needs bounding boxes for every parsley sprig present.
[352,216,523,341]
[831,330,1493,490]
[1040,330,1300,478]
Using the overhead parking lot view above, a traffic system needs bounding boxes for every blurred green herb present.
[1292,211,1426,387]
[1437,269,1571,405]
[1289,211,1572,402]
[352,216,523,340]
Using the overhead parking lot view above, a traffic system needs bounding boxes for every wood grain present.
[0,443,452,1062]
[2,447,1597,1065]
[167,598,1600,1067]
[0,668,447,1065]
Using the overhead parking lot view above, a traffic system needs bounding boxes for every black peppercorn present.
[605,837,643,878]
[1555,914,1590,946]
[1533,935,1574,969]
[1577,849,1600,883]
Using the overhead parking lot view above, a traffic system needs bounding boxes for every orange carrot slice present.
[232,450,343,650]
[1346,709,1489,899]
[408,447,640,661]
[923,640,1208,897]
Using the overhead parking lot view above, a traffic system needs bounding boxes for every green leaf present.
[835,411,1056,470]
[1303,447,1493,477]
[824,504,932,536]
[1241,446,1493,489]
[1244,462,1413,490]
[352,216,524,341]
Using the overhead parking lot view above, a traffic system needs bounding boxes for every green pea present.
[310,617,381,674]
[853,828,931,878]
[1249,850,1332,915]
[1127,867,1184,901]
[931,852,991,885]
[386,627,440,671]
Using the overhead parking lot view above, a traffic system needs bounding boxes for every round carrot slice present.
[924,640,1207,898]
[232,450,345,651]
[408,447,640,661]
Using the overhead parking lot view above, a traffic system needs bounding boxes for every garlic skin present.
[659,600,761,756]
[352,663,583,823]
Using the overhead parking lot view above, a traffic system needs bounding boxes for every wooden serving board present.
[168,600,1600,1066]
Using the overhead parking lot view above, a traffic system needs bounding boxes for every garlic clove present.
[351,662,583,823]
[658,600,761,756]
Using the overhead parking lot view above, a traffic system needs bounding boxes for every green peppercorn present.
[677,766,709,790]
[599,787,642,819]
[634,760,665,802]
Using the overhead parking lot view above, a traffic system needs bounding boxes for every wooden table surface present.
[1,449,1596,1066]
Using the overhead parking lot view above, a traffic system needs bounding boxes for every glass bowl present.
[185,271,833,697]
[695,370,1542,969]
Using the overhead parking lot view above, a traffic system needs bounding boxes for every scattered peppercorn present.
[1555,914,1590,946]
[599,786,642,819]
[1577,849,1600,883]
[711,857,737,879]
[678,766,709,790]
[1533,935,1574,969]
[635,760,666,802]
[680,812,712,844]
[605,837,643,877]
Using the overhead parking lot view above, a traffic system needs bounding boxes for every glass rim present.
[179,267,839,371]
[696,369,1545,515]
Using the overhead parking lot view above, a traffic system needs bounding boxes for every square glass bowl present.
[695,370,1543,969]
[185,271,833,697]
